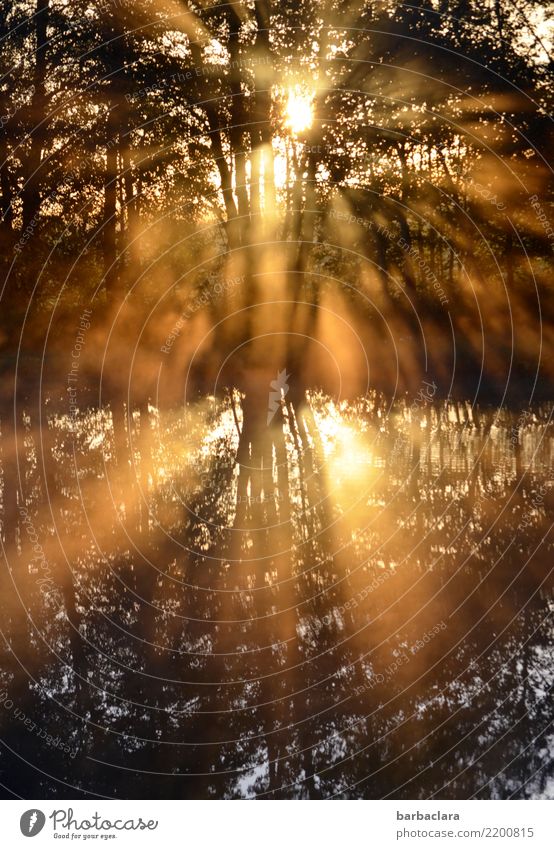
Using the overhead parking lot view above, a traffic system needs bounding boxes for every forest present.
[0,0,553,799]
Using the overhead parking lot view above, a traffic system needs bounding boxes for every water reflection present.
[0,391,553,799]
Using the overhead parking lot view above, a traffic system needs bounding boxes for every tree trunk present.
[21,0,49,234]
[103,114,119,301]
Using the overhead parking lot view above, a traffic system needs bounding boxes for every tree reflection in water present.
[0,390,553,799]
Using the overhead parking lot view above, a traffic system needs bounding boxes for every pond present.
[1,391,553,799]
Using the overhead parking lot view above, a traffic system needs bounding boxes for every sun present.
[285,87,313,134]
